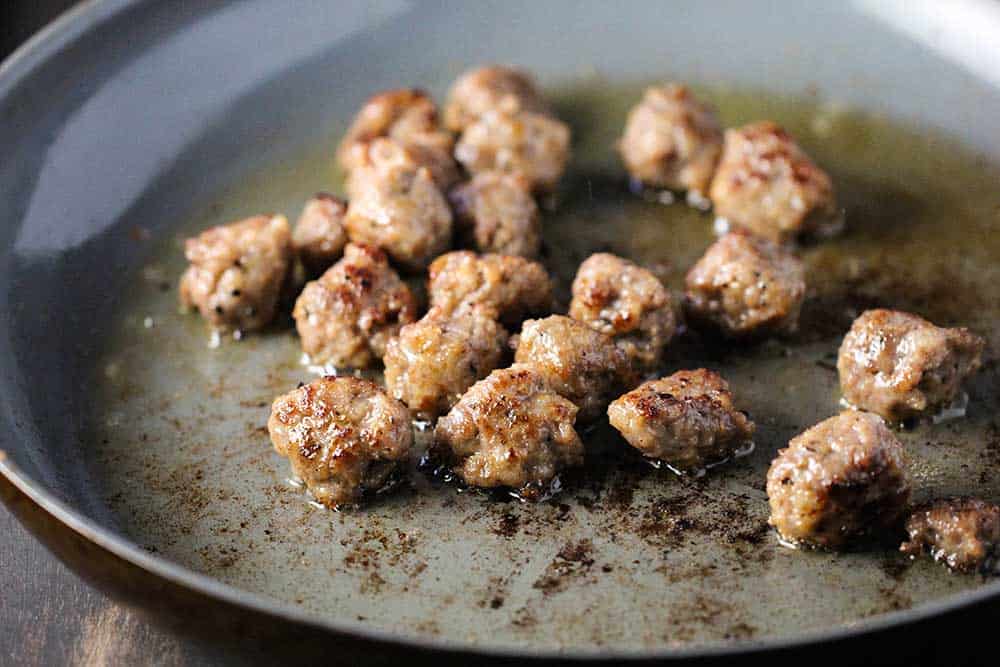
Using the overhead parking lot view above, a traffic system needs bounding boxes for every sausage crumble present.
[837,309,985,422]
[268,376,413,509]
[766,411,911,550]
[179,214,292,333]
[607,369,755,473]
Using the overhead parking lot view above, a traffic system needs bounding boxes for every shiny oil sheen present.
[88,81,1000,651]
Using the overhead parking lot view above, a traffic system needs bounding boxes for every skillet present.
[2,1,1000,663]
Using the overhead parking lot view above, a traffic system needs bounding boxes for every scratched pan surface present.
[3,0,1000,661]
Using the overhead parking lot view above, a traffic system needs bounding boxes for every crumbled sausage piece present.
[837,309,985,422]
[268,376,412,508]
[383,307,510,420]
[443,65,550,133]
[684,231,806,338]
[514,315,638,422]
[766,411,911,549]
[709,121,839,243]
[607,369,754,472]
[449,171,541,258]
[179,214,292,332]
[292,194,348,276]
[427,251,553,326]
[293,243,417,368]
[454,98,571,192]
[337,88,459,190]
[900,497,1000,573]
[618,84,723,195]
[570,253,677,371]
[344,139,453,271]
[434,364,583,494]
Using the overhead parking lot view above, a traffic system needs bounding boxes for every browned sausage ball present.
[570,253,677,371]
[268,376,412,509]
[837,309,985,422]
[618,84,723,196]
[292,194,348,276]
[449,171,542,258]
[514,315,638,423]
[684,231,806,338]
[383,306,510,421]
[434,364,584,495]
[336,88,459,190]
[344,139,453,271]
[766,411,910,549]
[607,369,755,472]
[709,121,839,243]
[900,497,1000,573]
[427,251,553,327]
[179,214,292,332]
[454,97,571,192]
[443,65,550,133]
[293,243,417,368]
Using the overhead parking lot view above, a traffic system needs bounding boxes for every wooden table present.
[0,505,240,665]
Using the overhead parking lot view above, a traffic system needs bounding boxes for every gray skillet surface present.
[2,0,1000,660]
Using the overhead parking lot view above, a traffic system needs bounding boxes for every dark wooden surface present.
[0,507,202,665]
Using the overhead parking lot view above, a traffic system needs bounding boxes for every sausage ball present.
[336,88,459,190]
[427,251,553,327]
[837,309,985,422]
[383,306,510,421]
[514,315,638,422]
[449,171,542,258]
[293,243,418,368]
[292,194,348,276]
[900,497,1000,573]
[618,84,723,196]
[443,65,550,133]
[709,121,839,243]
[569,253,677,371]
[179,214,292,332]
[607,369,755,473]
[344,139,454,271]
[434,364,584,495]
[454,97,571,192]
[268,376,413,509]
[766,411,911,550]
[684,231,806,338]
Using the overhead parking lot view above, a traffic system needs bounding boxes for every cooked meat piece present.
[709,121,839,243]
[454,97,571,192]
[336,88,459,190]
[293,243,418,368]
[618,84,723,195]
[383,306,510,420]
[900,497,1000,573]
[179,214,292,332]
[434,364,583,494]
[766,411,910,549]
[344,139,454,271]
[837,309,985,422]
[514,315,638,422]
[427,251,553,326]
[449,171,541,258]
[268,376,412,508]
[608,369,754,472]
[569,253,677,371]
[684,231,806,338]
[292,194,348,276]
[443,65,550,133]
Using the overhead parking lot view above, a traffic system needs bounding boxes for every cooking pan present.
[2,1,1000,663]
